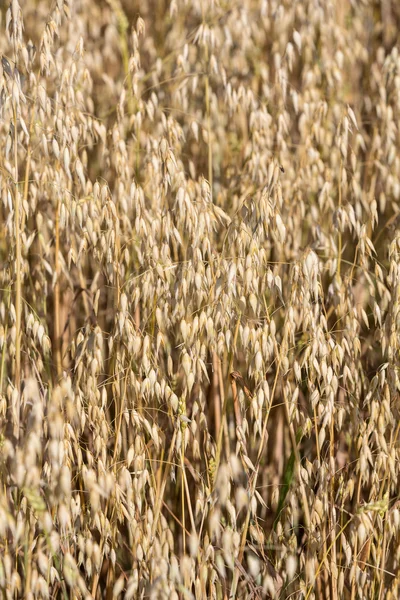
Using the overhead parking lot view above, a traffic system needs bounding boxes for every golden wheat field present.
[1,0,400,598]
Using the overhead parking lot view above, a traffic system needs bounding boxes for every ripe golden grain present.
[1,1,400,598]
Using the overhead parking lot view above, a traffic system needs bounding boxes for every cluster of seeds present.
[1,0,400,598]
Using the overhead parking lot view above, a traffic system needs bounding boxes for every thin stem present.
[181,428,186,554]
[205,59,212,199]
[151,428,178,540]
[350,476,362,600]
[13,102,22,439]
[201,0,213,200]
[337,160,343,280]
[54,197,62,377]
[330,416,338,600]
[314,403,330,592]
[214,313,241,474]
[0,287,11,394]
[212,351,221,440]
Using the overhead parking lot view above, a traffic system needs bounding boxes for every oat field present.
[1,0,400,598]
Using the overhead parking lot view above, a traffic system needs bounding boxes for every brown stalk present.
[212,351,221,440]
[13,102,21,439]
[54,196,62,378]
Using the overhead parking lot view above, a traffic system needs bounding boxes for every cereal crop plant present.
[0,1,400,599]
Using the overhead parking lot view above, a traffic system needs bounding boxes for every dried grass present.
[1,0,400,598]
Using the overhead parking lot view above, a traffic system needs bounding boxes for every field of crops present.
[1,1,400,598]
